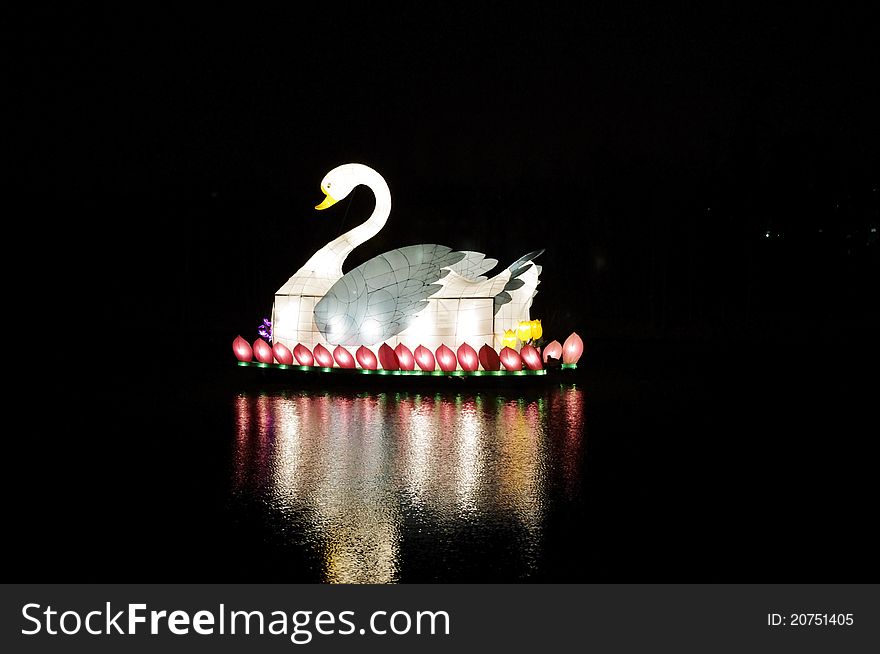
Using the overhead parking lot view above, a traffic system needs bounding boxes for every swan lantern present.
[272,163,543,353]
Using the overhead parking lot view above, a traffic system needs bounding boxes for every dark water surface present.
[231,387,583,582]
[13,340,877,582]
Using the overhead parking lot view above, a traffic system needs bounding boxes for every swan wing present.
[431,268,511,298]
[314,244,466,345]
[443,250,499,281]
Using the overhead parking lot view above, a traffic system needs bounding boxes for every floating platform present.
[236,360,579,388]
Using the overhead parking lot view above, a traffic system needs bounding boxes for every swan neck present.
[300,166,391,279]
[344,169,391,248]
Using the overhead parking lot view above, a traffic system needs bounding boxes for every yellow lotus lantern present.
[501,329,519,349]
[513,319,542,342]
[530,319,543,340]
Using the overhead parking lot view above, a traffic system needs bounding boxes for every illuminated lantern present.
[356,345,378,370]
[520,344,543,370]
[253,338,274,364]
[293,343,314,366]
[333,345,356,368]
[478,344,501,371]
[232,336,253,362]
[456,343,479,371]
[313,343,334,367]
[273,342,294,365]
[378,343,399,370]
[530,319,543,340]
[499,347,523,371]
[501,329,518,349]
[436,344,457,372]
[562,332,584,364]
[414,345,435,371]
[394,343,415,371]
[274,164,545,351]
[516,321,533,342]
[543,340,563,362]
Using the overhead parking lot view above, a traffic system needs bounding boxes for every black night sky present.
[12,4,880,581]
[19,2,878,359]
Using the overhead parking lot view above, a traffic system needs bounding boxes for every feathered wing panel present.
[432,268,510,299]
[314,244,465,345]
[444,251,499,281]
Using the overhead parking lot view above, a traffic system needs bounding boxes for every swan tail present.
[493,250,544,315]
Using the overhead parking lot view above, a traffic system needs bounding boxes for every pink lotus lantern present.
[313,343,334,367]
[456,343,479,371]
[478,344,501,371]
[394,343,415,370]
[543,340,563,362]
[293,343,314,366]
[378,343,399,370]
[562,332,584,364]
[356,345,378,370]
[232,336,253,362]
[414,345,435,371]
[520,344,543,370]
[272,342,294,365]
[333,345,356,368]
[253,338,274,364]
[436,344,457,372]
[499,346,523,371]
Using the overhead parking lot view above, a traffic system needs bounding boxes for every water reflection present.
[233,386,584,582]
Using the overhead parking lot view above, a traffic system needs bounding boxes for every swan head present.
[315,163,370,210]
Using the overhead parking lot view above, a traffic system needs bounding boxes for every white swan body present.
[272,163,541,352]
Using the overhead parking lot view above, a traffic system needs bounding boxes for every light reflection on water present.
[233,386,584,583]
